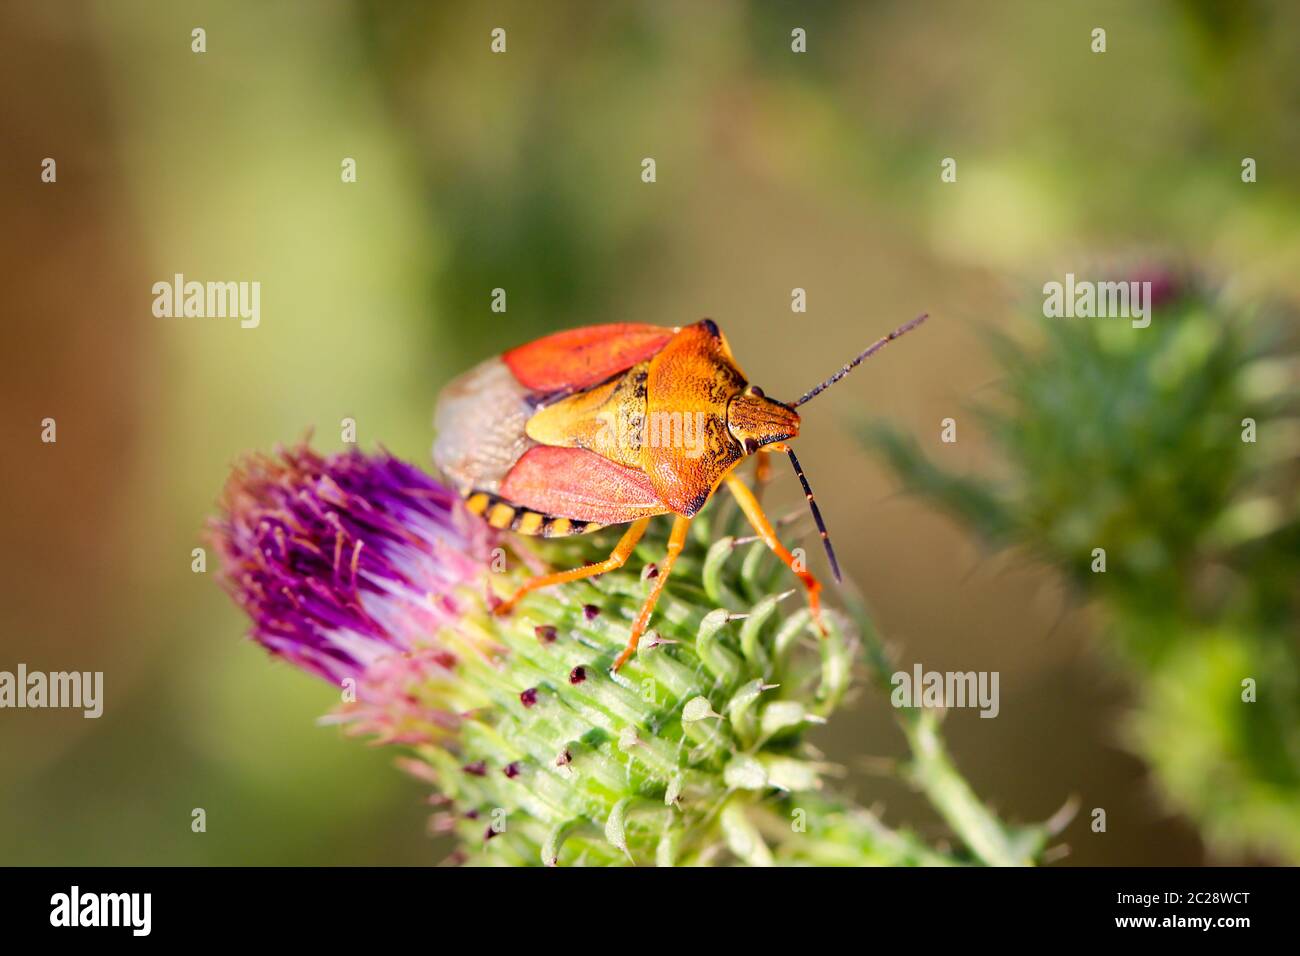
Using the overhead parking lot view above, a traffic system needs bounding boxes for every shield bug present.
[433,314,928,670]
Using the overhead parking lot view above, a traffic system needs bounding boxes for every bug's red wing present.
[499,446,670,524]
[502,323,676,394]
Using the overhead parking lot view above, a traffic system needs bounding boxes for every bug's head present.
[724,315,929,586]
[727,385,800,454]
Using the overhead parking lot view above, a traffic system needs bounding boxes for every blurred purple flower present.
[1129,263,1186,311]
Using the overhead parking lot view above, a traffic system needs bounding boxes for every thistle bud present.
[213,443,1041,866]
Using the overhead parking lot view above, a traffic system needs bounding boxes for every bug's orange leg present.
[753,449,773,504]
[494,518,650,617]
[613,515,692,671]
[724,473,827,636]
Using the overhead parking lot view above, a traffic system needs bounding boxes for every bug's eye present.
[743,437,761,454]
[747,385,765,398]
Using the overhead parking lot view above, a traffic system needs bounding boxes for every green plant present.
[211,444,1064,865]
[863,272,1300,861]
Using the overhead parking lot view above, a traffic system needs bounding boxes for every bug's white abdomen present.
[432,357,536,494]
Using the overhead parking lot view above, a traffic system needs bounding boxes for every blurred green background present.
[2,0,1297,865]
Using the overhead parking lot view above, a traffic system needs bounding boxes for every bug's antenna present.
[785,446,842,583]
[792,313,929,408]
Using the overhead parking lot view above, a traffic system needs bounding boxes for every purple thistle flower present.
[211,444,489,687]
[1129,263,1186,311]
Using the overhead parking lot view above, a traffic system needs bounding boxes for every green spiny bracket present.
[324,490,1046,866]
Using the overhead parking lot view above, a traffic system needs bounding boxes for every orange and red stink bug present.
[433,314,927,671]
